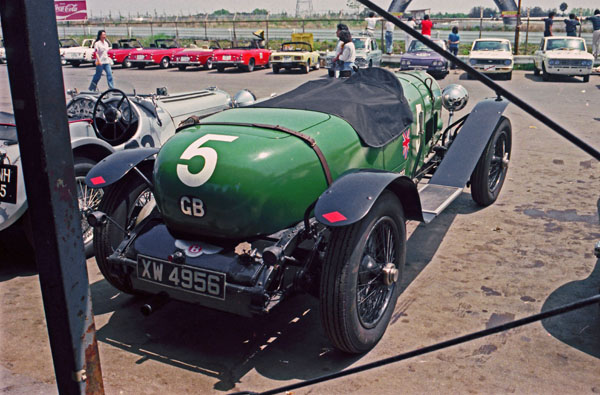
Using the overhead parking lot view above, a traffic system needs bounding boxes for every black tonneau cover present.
[253,68,414,148]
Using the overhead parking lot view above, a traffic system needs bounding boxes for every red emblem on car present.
[402,128,411,159]
[323,211,347,223]
[90,176,106,185]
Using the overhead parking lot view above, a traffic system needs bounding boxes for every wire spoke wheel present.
[77,176,104,246]
[470,116,512,206]
[356,217,398,328]
[320,191,406,354]
[94,164,154,294]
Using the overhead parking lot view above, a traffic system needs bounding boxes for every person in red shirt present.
[421,14,433,37]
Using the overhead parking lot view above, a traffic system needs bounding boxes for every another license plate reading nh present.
[180,56,190,62]
[284,56,292,61]
[137,255,226,300]
[0,164,17,204]
[137,55,145,60]
[222,55,231,61]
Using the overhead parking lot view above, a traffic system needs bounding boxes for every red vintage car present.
[108,38,144,68]
[129,39,183,69]
[212,39,271,72]
[171,40,220,71]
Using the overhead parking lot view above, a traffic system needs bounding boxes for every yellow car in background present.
[270,33,320,74]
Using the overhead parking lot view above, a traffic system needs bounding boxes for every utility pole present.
[513,0,522,55]
[479,8,483,39]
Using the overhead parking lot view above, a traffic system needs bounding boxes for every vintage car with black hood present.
[85,67,512,354]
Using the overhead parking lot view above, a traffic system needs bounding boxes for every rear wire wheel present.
[93,164,154,294]
[320,191,406,354]
[75,157,101,258]
[470,116,512,206]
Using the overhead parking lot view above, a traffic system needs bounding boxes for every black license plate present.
[0,164,17,204]
[137,255,226,300]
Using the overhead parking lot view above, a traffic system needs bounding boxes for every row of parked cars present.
[8,33,591,83]
[399,36,595,82]
[55,33,383,76]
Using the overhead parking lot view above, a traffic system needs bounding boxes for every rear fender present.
[84,147,158,188]
[314,170,424,227]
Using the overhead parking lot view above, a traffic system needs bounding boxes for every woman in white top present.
[332,30,355,77]
[88,30,114,91]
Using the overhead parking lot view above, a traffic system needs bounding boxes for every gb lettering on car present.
[176,134,238,216]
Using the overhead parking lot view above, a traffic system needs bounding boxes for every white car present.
[468,39,514,80]
[62,38,111,67]
[0,85,254,256]
[533,36,594,83]
[59,38,80,65]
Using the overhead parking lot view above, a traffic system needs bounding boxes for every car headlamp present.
[469,59,477,65]
[504,59,512,65]
[401,59,410,66]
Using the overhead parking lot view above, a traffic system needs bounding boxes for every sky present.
[85,0,600,16]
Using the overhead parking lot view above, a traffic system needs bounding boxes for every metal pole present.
[479,8,483,39]
[381,19,384,48]
[514,0,522,54]
[204,15,208,40]
[150,19,154,39]
[175,16,179,40]
[0,0,104,393]
[525,8,530,52]
[302,17,305,33]
[233,13,237,45]
[266,13,269,48]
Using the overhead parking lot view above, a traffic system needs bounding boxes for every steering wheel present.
[92,88,135,145]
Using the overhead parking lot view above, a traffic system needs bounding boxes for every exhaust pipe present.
[140,293,169,316]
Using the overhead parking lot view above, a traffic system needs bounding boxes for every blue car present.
[400,39,449,80]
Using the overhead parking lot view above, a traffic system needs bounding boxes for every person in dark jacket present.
[563,14,580,37]
[544,11,556,37]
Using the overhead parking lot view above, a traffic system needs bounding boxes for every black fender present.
[314,170,424,227]
[429,98,509,188]
[84,147,158,188]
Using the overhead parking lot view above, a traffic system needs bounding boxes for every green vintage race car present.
[85,68,512,354]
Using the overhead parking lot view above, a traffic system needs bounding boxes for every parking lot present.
[1,63,599,394]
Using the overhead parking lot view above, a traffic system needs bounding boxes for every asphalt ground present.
[0,63,599,394]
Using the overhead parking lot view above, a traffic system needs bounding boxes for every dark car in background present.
[400,39,449,80]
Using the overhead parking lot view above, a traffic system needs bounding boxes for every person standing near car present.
[331,23,349,77]
[563,14,580,37]
[405,16,416,52]
[421,14,433,38]
[385,19,395,54]
[586,9,600,59]
[544,11,555,37]
[332,30,355,78]
[448,26,460,70]
[88,30,114,92]
[365,12,382,37]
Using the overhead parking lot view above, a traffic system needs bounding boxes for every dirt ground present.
[1,65,599,394]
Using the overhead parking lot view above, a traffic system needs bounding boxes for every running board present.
[418,184,463,223]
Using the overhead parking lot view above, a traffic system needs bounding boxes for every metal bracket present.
[72,369,87,382]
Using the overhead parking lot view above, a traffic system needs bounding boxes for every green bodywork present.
[153,71,444,239]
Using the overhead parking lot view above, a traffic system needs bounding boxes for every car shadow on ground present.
[91,191,485,392]
[541,257,600,359]
[523,73,587,83]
